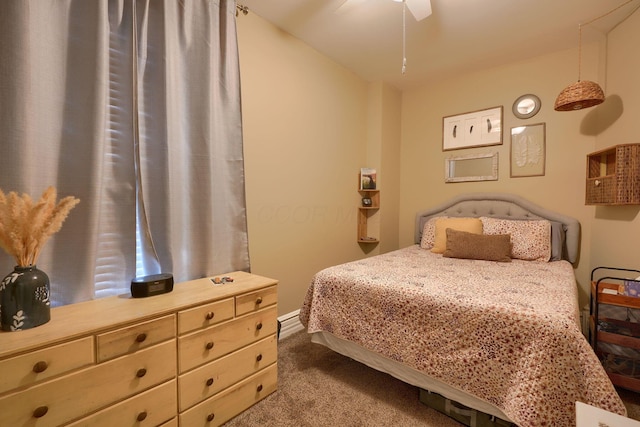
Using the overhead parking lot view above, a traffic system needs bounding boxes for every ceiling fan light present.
[553,80,605,111]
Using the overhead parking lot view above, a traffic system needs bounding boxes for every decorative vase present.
[0,265,51,331]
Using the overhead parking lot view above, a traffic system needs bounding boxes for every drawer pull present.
[256,354,263,362]
[136,411,148,422]
[256,322,263,331]
[256,297,263,305]
[257,384,263,392]
[207,413,215,422]
[205,311,215,320]
[136,368,147,378]
[206,377,214,386]
[33,406,49,418]
[135,333,147,343]
[33,361,48,373]
[205,341,215,350]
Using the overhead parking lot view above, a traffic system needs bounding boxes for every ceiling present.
[238,0,640,90]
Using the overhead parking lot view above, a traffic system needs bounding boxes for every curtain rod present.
[236,3,249,16]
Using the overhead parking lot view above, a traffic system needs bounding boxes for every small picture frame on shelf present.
[360,168,377,190]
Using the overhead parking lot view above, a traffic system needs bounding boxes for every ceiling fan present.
[336,0,433,74]
[335,0,432,21]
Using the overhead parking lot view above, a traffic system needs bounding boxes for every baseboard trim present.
[278,309,305,340]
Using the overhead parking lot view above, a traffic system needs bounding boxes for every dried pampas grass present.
[0,187,80,267]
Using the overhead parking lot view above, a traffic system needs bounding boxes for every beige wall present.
[366,82,402,254]
[238,10,639,315]
[590,10,640,274]
[237,14,398,315]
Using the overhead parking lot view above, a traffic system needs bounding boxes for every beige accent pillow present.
[443,229,512,262]
[431,217,483,254]
[480,217,551,261]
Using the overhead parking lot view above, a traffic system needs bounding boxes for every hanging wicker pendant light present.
[554,0,634,112]
[554,80,605,111]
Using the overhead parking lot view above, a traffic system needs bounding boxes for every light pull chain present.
[401,0,407,74]
[578,23,582,81]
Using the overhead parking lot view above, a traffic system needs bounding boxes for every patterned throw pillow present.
[480,217,551,261]
[420,216,444,249]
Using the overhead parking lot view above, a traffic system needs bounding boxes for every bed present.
[299,193,626,427]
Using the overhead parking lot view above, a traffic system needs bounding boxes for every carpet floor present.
[222,331,640,426]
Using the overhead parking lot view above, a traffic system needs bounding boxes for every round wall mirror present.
[512,94,541,119]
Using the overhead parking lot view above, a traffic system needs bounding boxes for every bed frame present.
[311,192,582,423]
[414,192,580,263]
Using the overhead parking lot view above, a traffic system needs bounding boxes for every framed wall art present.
[510,123,546,177]
[442,106,503,151]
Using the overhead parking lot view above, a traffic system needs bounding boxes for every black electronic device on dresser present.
[131,273,174,298]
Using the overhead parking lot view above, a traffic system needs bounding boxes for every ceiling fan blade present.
[405,0,432,21]
[334,0,368,15]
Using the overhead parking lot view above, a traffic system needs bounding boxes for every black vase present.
[0,265,51,331]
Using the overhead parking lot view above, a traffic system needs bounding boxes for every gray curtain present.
[0,0,250,305]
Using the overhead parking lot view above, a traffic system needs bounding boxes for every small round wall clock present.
[512,94,541,119]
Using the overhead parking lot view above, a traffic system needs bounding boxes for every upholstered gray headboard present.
[414,193,580,263]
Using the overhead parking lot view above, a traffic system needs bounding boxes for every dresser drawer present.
[177,298,234,335]
[179,363,277,427]
[178,335,277,411]
[97,314,175,362]
[66,379,177,427]
[178,306,278,373]
[0,336,93,394]
[0,341,176,427]
[235,285,277,316]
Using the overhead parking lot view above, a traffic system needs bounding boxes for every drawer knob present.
[205,341,215,350]
[256,297,263,305]
[257,384,263,392]
[33,361,48,373]
[256,354,263,362]
[136,411,148,422]
[135,333,147,343]
[136,368,147,378]
[207,413,215,422]
[256,322,263,331]
[206,377,214,386]
[205,311,215,320]
[33,406,49,418]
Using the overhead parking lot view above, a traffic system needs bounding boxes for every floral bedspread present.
[299,245,626,427]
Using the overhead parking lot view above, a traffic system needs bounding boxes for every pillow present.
[480,217,551,262]
[443,229,512,262]
[420,216,445,249]
[431,217,483,254]
[550,221,566,261]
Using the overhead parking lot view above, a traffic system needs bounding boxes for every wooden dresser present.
[0,271,278,426]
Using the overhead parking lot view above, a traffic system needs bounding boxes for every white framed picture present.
[510,123,546,178]
[443,106,502,151]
